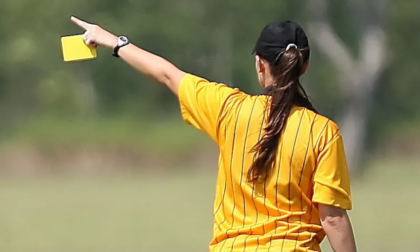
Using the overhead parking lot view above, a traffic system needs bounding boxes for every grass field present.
[0,159,418,252]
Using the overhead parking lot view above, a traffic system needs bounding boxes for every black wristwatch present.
[112,36,130,58]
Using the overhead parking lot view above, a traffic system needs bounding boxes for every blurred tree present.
[306,0,388,175]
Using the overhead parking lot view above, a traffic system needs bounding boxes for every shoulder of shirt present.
[294,106,342,146]
[181,74,246,97]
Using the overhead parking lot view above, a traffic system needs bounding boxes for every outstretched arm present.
[70,16,186,95]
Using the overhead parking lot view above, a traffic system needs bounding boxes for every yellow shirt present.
[178,74,352,252]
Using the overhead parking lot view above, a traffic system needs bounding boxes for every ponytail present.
[248,47,317,183]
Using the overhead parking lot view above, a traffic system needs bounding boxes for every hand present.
[71,16,118,50]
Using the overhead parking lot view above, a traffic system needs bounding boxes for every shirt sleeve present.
[312,130,352,210]
[178,73,241,142]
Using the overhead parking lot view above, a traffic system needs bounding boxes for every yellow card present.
[61,34,97,62]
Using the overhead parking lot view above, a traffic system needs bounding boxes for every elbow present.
[318,203,348,226]
[323,214,345,227]
[320,209,350,235]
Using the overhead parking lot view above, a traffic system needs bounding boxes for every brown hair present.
[247,47,317,183]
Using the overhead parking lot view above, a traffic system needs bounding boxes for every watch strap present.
[112,36,129,58]
[112,46,122,58]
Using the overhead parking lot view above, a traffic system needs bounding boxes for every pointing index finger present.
[71,16,91,30]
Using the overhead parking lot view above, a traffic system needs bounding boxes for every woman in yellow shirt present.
[71,16,357,252]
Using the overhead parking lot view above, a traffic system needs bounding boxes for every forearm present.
[322,214,357,252]
[118,43,186,95]
[70,17,186,95]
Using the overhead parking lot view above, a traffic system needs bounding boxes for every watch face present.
[119,36,128,44]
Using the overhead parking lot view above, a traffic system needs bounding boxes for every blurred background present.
[0,0,418,251]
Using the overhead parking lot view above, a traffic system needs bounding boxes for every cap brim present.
[251,44,258,54]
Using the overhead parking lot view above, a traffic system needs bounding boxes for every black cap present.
[253,20,309,63]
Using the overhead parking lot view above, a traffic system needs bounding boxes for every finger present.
[71,16,91,30]
[87,40,97,47]
[85,37,96,47]
[82,31,89,42]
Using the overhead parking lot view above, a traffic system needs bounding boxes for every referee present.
[71,17,357,252]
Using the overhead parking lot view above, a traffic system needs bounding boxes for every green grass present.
[0,160,419,252]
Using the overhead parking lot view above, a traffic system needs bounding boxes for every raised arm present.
[70,16,185,95]
[70,16,243,142]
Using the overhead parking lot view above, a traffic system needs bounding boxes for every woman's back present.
[178,75,351,251]
[208,93,350,252]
